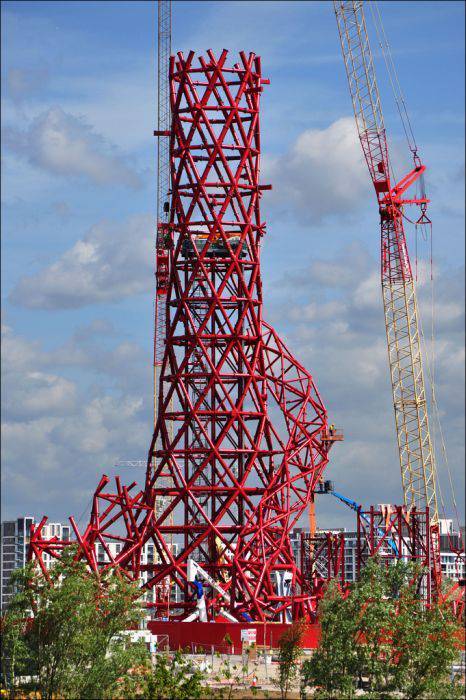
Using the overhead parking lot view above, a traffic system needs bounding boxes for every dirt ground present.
[187,651,306,698]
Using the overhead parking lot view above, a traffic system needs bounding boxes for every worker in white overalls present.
[193,575,208,622]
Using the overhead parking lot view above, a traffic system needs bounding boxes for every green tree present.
[212,654,251,700]
[114,650,206,699]
[301,559,462,699]
[1,548,150,699]
[300,579,358,699]
[276,618,306,700]
[0,575,31,695]
[389,583,462,700]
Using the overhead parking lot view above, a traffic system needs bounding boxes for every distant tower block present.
[146,50,330,621]
[29,50,332,624]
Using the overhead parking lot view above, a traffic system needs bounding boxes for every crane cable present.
[416,243,464,551]
[370,1,463,551]
[369,1,418,158]
[413,226,463,557]
[412,206,463,555]
[420,313,464,550]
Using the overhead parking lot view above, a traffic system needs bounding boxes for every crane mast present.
[333,1,439,531]
[151,0,173,530]
[154,0,171,438]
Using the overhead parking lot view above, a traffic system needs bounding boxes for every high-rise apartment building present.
[439,519,466,582]
[95,540,180,611]
[1,518,72,610]
[1,517,34,610]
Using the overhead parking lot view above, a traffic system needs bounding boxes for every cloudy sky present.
[2,0,464,532]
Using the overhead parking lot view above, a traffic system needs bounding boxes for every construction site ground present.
[183,651,309,697]
[190,650,465,699]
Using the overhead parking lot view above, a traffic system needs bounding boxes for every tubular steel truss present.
[356,505,465,617]
[300,506,439,606]
[30,50,331,623]
[301,532,346,602]
[357,505,437,603]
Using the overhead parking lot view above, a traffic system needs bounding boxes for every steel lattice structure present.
[334,1,438,525]
[154,0,171,427]
[334,1,442,595]
[301,532,346,597]
[300,507,438,605]
[30,50,331,623]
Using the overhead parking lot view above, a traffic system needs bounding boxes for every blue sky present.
[2,0,464,531]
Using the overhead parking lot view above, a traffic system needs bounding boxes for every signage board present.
[240,628,257,644]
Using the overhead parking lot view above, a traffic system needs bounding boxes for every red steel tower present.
[30,50,331,623]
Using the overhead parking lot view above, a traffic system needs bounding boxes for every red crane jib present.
[358,124,431,283]
[29,50,331,623]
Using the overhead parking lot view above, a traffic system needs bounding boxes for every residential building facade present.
[1,518,73,610]
[95,540,180,612]
[292,517,465,586]
[1,517,35,610]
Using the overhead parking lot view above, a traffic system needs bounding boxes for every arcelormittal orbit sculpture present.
[30,50,331,623]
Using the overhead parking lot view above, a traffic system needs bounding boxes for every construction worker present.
[193,575,207,622]
[329,423,335,437]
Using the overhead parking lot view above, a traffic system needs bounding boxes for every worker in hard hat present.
[329,423,335,437]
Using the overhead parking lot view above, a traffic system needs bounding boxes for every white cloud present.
[1,321,149,396]
[352,271,380,311]
[269,245,465,520]
[56,395,144,455]
[10,213,153,309]
[2,323,78,421]
[7,372,77,421]
[1,323,150,519]
[3,107,143,189]
[263,117,370,224]
[2,393,148,514]
[1,323,44,372]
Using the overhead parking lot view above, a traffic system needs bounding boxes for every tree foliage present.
[113,650,205,699]
[1,549,149,699]
[301,559,462,699]
[1,551,213,699]
[276,618,306,699]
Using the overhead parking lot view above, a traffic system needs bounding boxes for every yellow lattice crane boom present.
[333,1,439,527]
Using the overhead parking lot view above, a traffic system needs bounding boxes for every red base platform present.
[147,620,321,653]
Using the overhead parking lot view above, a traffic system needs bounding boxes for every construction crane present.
[333,2,439,520]
[333,2,440,579]
[152,0,174,562]
[153,0,173,495]
[154,0,171,435]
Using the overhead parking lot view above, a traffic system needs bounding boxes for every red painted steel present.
[299,505,444,606]
[356,505,436,602]
[301,531,346,601]
[29,50,331,623]
[147,620,321,652]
